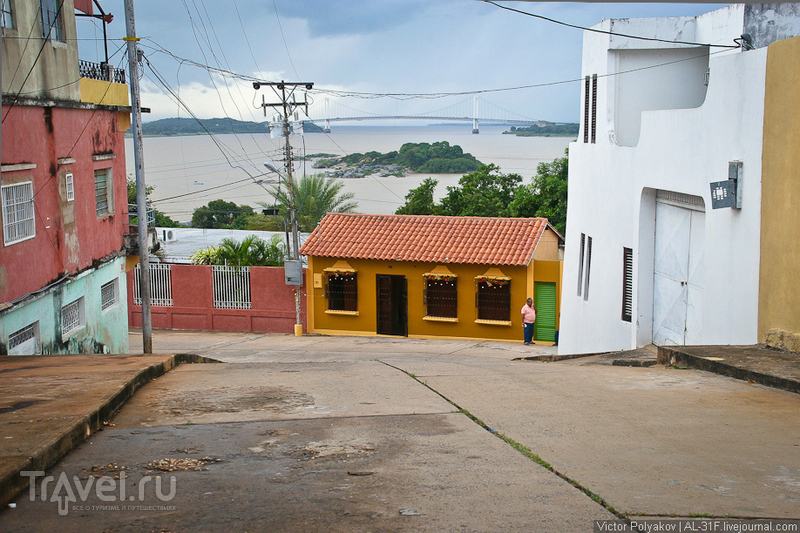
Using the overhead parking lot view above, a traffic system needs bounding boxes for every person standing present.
[521,298,536,345]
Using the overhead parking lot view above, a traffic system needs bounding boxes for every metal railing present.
[127,204,156,226]
[79,60,126,84]
[212,265,252,309]
[133,263,173,307]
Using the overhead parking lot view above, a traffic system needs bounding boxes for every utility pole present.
[124,0,152,353]
[255,81,313,335]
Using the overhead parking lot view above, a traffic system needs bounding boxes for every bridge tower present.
[323,98,332,133]
[472,95,479,134]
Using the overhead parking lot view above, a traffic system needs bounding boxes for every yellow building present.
[300,214,563,343]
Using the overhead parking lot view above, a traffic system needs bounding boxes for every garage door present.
[653,193,704,346]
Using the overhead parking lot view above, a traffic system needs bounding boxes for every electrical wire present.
[482,1,739,49]
[272,0,301,80]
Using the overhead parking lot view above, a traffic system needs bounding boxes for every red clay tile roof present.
[299,213,552,266]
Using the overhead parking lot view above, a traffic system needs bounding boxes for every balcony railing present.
[79,60,126,84]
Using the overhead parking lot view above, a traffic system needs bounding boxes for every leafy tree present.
[191,199,254,229]
[439,164,522,217]
[509,149,568,234]
[126,177,180,227]
[190,235,285,266]
[396,178,439,215]
[261,174,357,232]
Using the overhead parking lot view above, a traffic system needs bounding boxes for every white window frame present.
[2,181,36,246]
[101,278,118,312]
[61,297,85,338]
[8,322,40,356]
[65,173,74,201]
[1,0,14,29]
[94,168,113,217]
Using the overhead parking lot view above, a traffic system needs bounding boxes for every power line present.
[272,0,301,80]
[482,1,739,49]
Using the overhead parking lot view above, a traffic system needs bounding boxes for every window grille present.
[326,272,358,311]
[591,74,598,144]
[2,181,35,245]
[622,248,633,322]
[61,298,84,337]
[9,324,36,350]
[95,169,111,216]
[583,76,590,143]
[425,278,457,318]
[213,265,251,309]
[577,233,585,297]
[476,279,511,321]
[101,279,118,311]
[133,263,173,306]
[1,0,13,29]
[65,173,74,201]
[583,236,593,301]
[39,0,64,41]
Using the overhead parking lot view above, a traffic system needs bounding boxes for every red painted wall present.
[1,104,127,303]
[127,265,307,334]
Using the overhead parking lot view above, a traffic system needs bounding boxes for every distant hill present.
[504,123,579,137]
[141,117,324,136]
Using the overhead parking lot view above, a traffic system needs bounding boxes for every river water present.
[125,125,572,223]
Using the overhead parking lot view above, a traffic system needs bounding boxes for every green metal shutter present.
[534,282,557,342]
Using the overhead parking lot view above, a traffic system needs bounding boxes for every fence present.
[132,263,173,306]
[127,264,305,334]
[212,265,251,309]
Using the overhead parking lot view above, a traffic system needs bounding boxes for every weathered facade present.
[1,0,131,354]
[560,4,800,354]
[300,213,563,343]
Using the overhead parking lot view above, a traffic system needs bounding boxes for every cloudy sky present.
[78,1,724,124]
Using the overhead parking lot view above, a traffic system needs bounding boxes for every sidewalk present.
[0,353,210,508]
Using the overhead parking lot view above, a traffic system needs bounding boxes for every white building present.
[560,4,800,354]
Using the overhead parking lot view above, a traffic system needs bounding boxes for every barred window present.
[476,279,511,322]
[2,182,35,246]
[425,278,457,318]
[326,272,357,312]
[9,322,39,355]
[39,0,64,41]
[101,279,118,311]
[622,247,633,322]
[95,169,112,217]
[1,0,14,29]
[65,173,74,201]
[61,297,85,337]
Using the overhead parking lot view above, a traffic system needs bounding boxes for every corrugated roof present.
[299,213,551,266]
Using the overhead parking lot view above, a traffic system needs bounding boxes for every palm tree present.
[190,235,285,266]
[259,174,357,232]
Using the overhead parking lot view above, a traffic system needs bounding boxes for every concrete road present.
[2,331,799,532]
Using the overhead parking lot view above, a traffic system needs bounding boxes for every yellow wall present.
[80,78,130,108]
[759,35,800,352]
[307,255,562,343]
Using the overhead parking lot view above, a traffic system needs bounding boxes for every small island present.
[504,123,579,137]
[140,117,323,136]
[311,141,482,179]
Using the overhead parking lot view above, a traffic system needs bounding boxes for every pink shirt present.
[521,304,536,324]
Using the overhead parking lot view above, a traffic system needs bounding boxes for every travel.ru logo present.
[21,470,177,516]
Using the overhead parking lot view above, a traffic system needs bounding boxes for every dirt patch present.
[152,386,314,416]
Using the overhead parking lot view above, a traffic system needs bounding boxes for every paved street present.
[2,331,799,532]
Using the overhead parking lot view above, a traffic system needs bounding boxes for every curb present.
[657,346,800,395]
[0,353,213,509]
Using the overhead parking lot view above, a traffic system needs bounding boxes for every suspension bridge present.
[302,95,554,134]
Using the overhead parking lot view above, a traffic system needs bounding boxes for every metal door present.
[653,202,704,345]
[534,282,557,342]
[377,275,408,336]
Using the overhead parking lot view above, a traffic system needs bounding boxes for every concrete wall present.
[1,0,80,101]
[127,265,306,334]
[1,104,128,303]
[0,257,129,354]
[759,35,800,352]
[561,6,769,354]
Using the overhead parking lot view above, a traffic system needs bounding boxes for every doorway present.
[376,275,407,336]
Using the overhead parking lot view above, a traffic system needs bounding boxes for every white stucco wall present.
[560,7,767,354]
